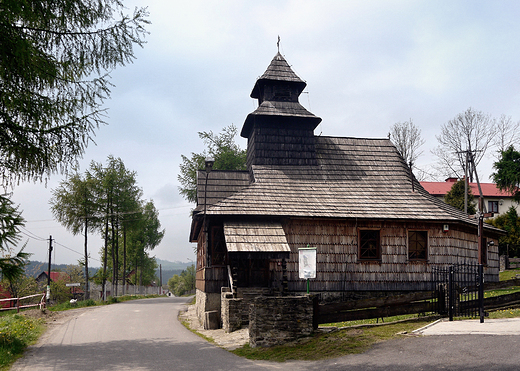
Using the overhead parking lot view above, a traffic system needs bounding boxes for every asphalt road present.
[12,297,274,371]
[12,297,520,371]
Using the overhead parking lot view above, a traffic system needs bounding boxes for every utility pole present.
[47,236,53,300]
[464,151,468,214]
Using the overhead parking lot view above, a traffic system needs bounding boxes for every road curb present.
[411,319,443,334]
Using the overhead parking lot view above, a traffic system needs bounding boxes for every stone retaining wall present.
[221,288,242,333]
[249,295,315,347]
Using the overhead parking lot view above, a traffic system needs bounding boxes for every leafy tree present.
[1,273,37,300]
[125,201,164,287]
[444,179,476,214]
[432,108,496,182]
[0,0,149,188]
[389,119,425,167]
[50,173,99,298]
[167,274,181,295]
[50,277,71,304]
[486,207,520,257]
[0,195,31,283]
[167,264,195,296]
[115,169,142,295]
[88,156,140,297]
[492,146,520,203]
[178,124,247,203]
[50,156,163,297]
[1,0,148,297]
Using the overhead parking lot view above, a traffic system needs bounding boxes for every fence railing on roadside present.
[510,258,520,269]
[314,276,520,325]
[86,283,166,300]
[0,292,46,312]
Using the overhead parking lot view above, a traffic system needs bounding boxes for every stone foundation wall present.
[249,295,315,348]
[221,288,243,333]
[195,289,221,328]
[500,255,508,271]
[236,288,271,325]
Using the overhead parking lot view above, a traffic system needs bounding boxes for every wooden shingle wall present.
[246,123,318,168]
[274,219,499,293]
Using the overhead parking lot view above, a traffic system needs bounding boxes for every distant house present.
[189,52,505,325]
[35,271,70,285]
[420,178,518,217]
[0,284,12,308]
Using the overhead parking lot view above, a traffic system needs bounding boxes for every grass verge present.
[0,314,45,371]
[500,268,520,281]
[231,305,520,363]
[231,319,432,362]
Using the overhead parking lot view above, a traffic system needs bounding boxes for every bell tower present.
[241,52,322,169]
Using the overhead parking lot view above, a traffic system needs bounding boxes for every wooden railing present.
[315,278,520,325]
[316,291,434,324]
[0,293,46,312]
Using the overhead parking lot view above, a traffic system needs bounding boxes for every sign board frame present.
[298,247,317,279]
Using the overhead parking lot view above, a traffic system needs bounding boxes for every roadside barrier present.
[0,292,46,312]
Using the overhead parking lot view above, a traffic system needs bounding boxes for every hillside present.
[25,259,193,286]
[25,261,99,278]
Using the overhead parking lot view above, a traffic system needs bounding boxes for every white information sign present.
[66,283,81,287]
[298,247,317,279]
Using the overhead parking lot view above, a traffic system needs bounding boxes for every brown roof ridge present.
[316,135,391,141]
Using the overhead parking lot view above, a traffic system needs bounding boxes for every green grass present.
[0,314,45,370]
[321,313,435,327]
[231,304,520,362]
[484,286,520,298]
[500,268,520,281]
[231,319,432,362]
[488,308,520,319]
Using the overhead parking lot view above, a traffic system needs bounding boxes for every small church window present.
[359,230,380,260]
[408,231,428,260]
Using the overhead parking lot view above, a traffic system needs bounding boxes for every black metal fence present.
[432,263,484,322]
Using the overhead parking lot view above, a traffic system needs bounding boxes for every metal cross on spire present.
[277,35,280,52]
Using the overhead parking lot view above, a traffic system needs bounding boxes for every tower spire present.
[277,35,280,53]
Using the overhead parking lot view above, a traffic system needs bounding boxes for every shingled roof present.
[191,51,503,241]
[195,170,250,213]
[251,52,306,98]
[203,136,500,231]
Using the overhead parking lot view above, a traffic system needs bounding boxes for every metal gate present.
[432,263,485,322]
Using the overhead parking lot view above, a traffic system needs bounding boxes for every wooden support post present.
[282,258,288,295]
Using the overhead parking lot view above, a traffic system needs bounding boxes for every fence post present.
[448,266,454,321]
[478,264,484,323]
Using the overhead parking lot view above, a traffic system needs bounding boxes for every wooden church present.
[189,51,504,323]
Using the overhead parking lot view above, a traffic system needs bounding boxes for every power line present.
[19,226,47,241]
[54,240,101,263]
[23,204,192,223]
[18,225,101,264]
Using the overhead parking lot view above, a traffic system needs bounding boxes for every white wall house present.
[420,178,519,218]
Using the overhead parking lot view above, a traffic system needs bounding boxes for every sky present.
[9,0,520,267]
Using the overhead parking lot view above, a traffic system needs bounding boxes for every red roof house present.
[420,178,516,216]
[35,271,70,285]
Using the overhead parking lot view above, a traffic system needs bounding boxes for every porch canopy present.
[224,220,291,259]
